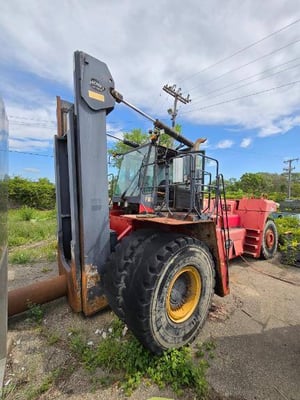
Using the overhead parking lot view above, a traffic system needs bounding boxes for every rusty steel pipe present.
[8,275,67,317]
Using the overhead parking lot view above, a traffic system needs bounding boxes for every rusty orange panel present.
[123,214,201,225]
[81,264,108,316]
[58,248,82,313]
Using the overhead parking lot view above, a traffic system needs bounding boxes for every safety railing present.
[140,150,224,221]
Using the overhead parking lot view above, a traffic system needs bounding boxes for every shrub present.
[275,216,300,246]
[8,176,56,210]
[275,216,300,266]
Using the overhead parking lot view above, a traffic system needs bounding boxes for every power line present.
[8,115,56,123]
[179,17,300,85]
[9,121,56,129]
[8,131,142,157]
[188,56,300,102]
[8,149,54,157]
[189,61,300,107]
[9,114,141,127]
[188,38,300,94]
[0,148,54,158]
[181,79,300,115]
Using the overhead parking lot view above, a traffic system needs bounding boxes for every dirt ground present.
[3,255,300,400]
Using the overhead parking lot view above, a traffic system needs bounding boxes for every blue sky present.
[0,0,299,183]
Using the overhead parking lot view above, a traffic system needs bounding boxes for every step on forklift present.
[55,51,278,353]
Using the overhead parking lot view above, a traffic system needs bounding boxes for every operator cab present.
[112,143,177,212]
[112,142,211,219]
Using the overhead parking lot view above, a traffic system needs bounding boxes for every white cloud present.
[2,91,57,151]
[23,167,40,174]
[9,138,51,152]
[240,138,252,148]
[258,114,300,137]
[0,0,300,140]
[106,124,125,143]
[216,139,234,149]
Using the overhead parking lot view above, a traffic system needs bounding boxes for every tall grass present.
[8,208,57,264]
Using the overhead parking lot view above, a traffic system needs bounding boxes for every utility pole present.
[163,84,191,128]
[283,158,299,199]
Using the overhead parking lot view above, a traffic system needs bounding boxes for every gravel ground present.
[3,256,300,400]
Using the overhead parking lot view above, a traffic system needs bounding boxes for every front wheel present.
[122,233,215,354]
[260,220,278,259]
[102,229,157,321]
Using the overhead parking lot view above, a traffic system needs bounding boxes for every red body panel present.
[109,198,277,298]
[208,198,278,259]
[227,198,277,258]
[110,209,133,240]
[235,198,277,230]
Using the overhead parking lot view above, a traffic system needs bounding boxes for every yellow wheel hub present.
[166,266,201,323]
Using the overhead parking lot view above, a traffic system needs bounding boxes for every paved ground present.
[198,256,300,400]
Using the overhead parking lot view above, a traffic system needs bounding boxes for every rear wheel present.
[260,220,278,259]
[122,233,215,354]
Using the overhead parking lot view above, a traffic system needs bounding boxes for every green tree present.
[239,173,266,195]
[292,182,300,198]
[258,172,287,193]
[220,171,299,201]
[224,177,239,192]
[108,127,173,169]
[108,129,148,169]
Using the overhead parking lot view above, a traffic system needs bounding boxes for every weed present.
[0,381,17,399]
[90,375,115,392]
[203,341,216,360]
[148,347,209,397]
[23,374,53,400]
[19,206,36,222]
[46,332,60,345]
[196,341,216,361]
[68,329,92,360]
[44,241,57,262]
[110,316,125,338]
[27,303,44,325]
[9,251,33,264]
[195,343,205,358]
[203,341,216,352]
[36,375,53,394]
[41,266,52,273]
[69,319,210,398]
[48,367,64,381]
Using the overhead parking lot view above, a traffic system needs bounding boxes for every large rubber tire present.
[102,229,158,321]
[122,233,215,354]
[260,220,278,259]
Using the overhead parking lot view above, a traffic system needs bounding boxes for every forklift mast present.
[55,51,116,315]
